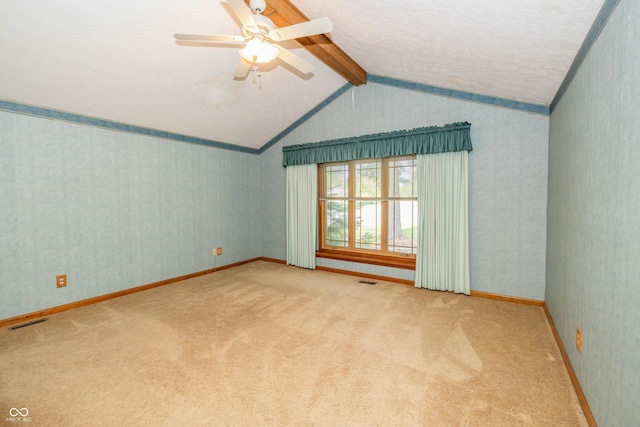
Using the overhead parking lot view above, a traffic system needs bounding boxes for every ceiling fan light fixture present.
[239,38,278,63]
[239,38,262,62]
[256,41,278,63]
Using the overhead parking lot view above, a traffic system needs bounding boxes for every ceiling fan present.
[174,0,333,79]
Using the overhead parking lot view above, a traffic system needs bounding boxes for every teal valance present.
[282,122,472,167]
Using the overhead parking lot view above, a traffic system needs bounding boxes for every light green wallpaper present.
[0,111,261,320]
[546,0,640,424]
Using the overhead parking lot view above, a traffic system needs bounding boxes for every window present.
[318,156,417,269]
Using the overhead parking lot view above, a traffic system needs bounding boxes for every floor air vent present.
[358,280,377,285]
[9,318,48,330]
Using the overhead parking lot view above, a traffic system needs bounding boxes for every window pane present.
[326,164,348,197]
[326,200,348,247]
[388,158,416,198]
[355,161,381,198]
[388,200,417,254]
[355,200,381,250]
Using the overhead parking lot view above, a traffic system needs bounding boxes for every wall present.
[546,1,639,425]
[0,111,261,320]
[260,82,549,300]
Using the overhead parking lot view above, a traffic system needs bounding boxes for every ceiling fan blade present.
[269,17,333,42]
[227,0,260,33]
[275,45,313,74]
[174,33,246,43]
[233,59,253,79]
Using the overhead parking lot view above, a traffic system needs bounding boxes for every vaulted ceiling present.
[0,0,605,150]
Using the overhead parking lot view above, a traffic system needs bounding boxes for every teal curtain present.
[415,152,470,294]
[282,122,472,167]
[286,164,318,269]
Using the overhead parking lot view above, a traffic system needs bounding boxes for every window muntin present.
[319,156,417,258]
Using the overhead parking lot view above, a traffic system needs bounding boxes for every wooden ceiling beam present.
[246,0,367,86]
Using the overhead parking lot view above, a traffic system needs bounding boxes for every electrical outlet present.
[56,274,67,288]
[576,327,583,352]
[216,247,222,256]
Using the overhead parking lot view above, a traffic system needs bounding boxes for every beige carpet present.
[1,260,586,426]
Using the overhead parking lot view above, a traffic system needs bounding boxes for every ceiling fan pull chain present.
[251,65,262,89]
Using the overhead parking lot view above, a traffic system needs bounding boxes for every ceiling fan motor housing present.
[240,14,275,38]
[254,15,276,34]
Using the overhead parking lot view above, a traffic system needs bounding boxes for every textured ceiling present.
[0,0,605,150]
[297,0,606,105]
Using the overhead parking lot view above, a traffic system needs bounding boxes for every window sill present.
[316,250,416,270]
